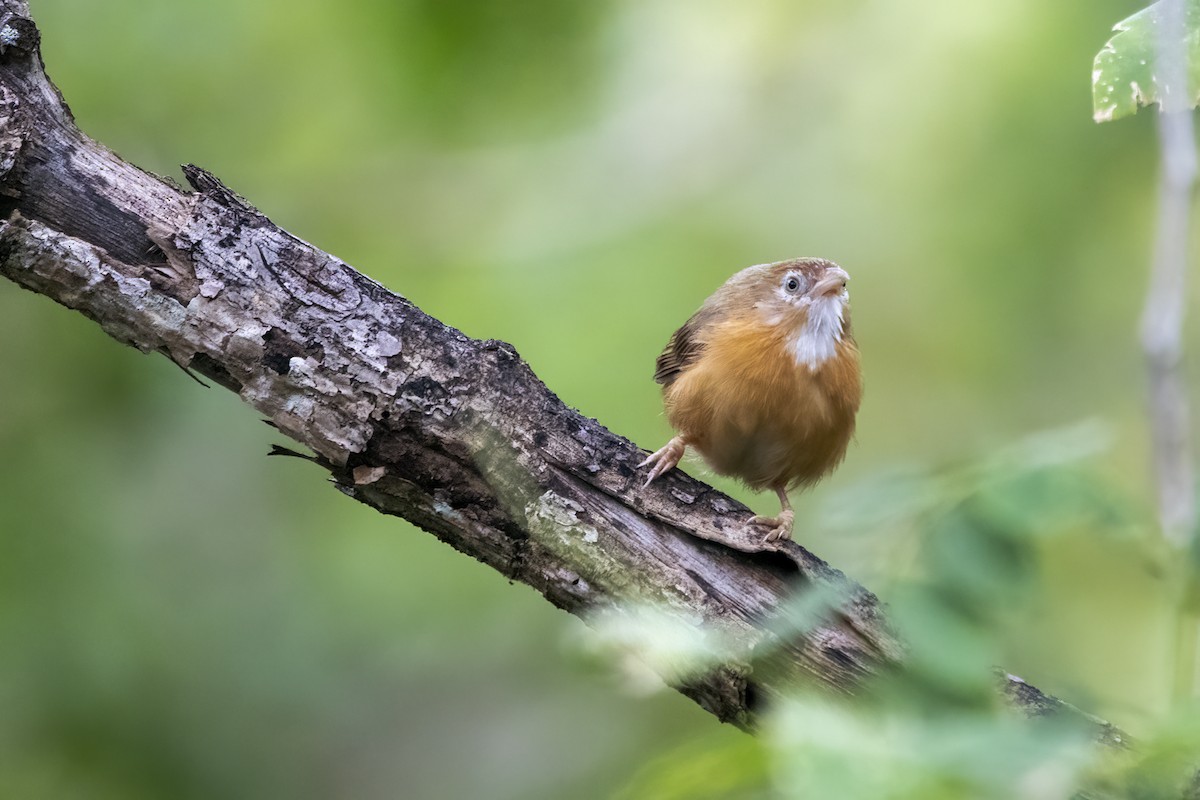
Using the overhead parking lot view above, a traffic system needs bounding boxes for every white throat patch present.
[789,295,846,370]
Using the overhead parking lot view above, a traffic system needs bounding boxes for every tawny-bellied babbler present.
[640,258,862,542]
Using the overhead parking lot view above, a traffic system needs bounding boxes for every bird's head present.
[742,257,852,369]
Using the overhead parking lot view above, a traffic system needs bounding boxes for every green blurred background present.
[1,1,1197,797]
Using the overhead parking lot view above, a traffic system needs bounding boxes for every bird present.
[640,258,862,542]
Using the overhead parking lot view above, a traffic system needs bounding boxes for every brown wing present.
[653,267,753,385]
[653,311,709,386]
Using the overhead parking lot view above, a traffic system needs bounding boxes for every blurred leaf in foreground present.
[616,732,771,800]
[768,696,1097,800]
[1090,706,1200,797]
[1093,0,1200,122]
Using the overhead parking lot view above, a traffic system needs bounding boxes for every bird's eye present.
[784,276,802,294]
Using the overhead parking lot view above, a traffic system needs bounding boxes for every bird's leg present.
[750,486,795,543]
[638,435,689,486]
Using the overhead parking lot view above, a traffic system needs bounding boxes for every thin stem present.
[1148,0,1199,708]
[1144,0,1196,547]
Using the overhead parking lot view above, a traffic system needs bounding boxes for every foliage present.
[616,732,772,800]
[609,426,1200,799]
[1093,0,1200,121]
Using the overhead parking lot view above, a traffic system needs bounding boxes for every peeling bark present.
[0,0,1136,744]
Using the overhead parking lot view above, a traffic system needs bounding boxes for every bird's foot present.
[749,509,795,543]
[638,436,687,486]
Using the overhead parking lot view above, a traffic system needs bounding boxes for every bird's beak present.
[810,267,850,298]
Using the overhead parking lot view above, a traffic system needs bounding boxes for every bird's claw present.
[749,509,795,543]
[639,437,687,487]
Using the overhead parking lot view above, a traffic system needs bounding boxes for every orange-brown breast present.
[663,312,861,490]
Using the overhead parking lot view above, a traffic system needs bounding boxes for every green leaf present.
[616,732,771,800]
[1093,0,1200,122]
[767,697,1098,800]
